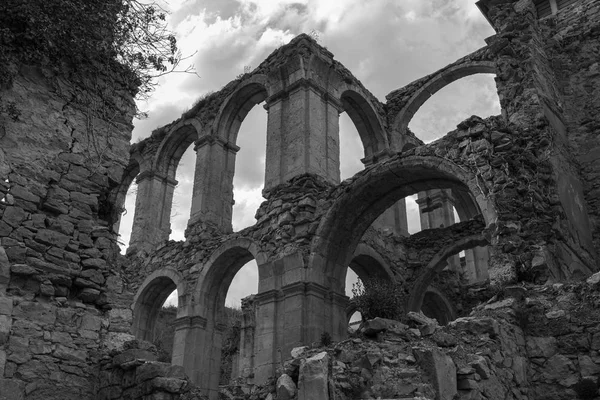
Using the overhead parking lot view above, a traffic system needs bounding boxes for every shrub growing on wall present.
[351,277,407,321]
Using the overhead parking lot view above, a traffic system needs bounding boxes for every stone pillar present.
[463,246,490,283]
[188,135,239,233]
[237,295,257,381]
[264,81,342,191]
[253,289,280,383]
[371,198,409,236]
[416,189,461,272]
[127,170,177,254]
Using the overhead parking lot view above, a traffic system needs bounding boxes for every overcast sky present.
[120,0,501,307]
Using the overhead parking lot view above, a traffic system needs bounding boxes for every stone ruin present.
[1,0,600,399]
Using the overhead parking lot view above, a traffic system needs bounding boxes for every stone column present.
[463,246,490,283]
[416,189,461,272]
[253,289,280,383]
[264,81,342,191]
[188,135,239,233]
[237,295,257,381]
[127,170,177,254]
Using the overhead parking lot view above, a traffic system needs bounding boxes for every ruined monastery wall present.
[0,64,134,399]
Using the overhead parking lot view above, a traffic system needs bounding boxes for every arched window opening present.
[408,74,500,143]
[232,104,267,231]
[132,277,180,362]
[153,289,177,361]
[345,268,363,332]
[406,195,420,234]
[421,289,455,326]
[348,310,362,332]
[220,259,258,385]
[344,251,396,333]
[339,112,364,181]
[118,179,138,253]
[170,146,195,241]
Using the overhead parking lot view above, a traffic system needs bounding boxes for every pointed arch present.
[213,75,270,145]
[392,61,497,135]
[132,268,188,342]
[340,88,389,161]
[153,118,203,178]
[309,154,496,291]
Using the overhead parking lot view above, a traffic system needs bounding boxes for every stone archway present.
[181,238,266,400]
[131,269,187,346]
[339,88,389,162]
[311,154,494,292]
[392,61,497,137]
[421,287,456,325]
[307,153,495,342]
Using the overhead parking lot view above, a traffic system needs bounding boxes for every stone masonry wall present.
[97,340,193,400]
[0,63,134,399]
[543,0,600,256]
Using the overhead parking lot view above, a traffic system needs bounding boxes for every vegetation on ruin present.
[0,0,191,116]
[351,277,407,321]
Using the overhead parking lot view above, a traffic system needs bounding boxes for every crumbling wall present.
[0,61,134,399]
[542,0,600,256]
[97,340,192,400]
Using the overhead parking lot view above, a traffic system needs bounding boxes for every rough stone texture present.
[0,56,134,399]
[414,348,457,400]
[275,373,296,400]
[96,341,192,400]
[2,0,600,399]
[298,352,329,400]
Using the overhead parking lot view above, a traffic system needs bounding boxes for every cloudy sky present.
[120,0,501,307]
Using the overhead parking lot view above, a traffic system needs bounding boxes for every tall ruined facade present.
[0,0,599,399]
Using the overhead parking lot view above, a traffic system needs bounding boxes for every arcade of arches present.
[120,20,597,397]
[2,1,600,399]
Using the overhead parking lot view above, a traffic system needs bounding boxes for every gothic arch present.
[109,153,141,232]
[193,237,267,315]
[421,287,456,325]
[185,237,265,398]
[213,75,270,145]
[153,118,203,178]
[131,268,187,342]
[407,234,489,313]
[392,61,497,135]
[339,88,389,160]
[349,243,394,283]
[310,154,496,292]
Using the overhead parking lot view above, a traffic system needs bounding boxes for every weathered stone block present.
[526,336,557,358]
[298,352,329,400]
[34,228,70,249]
[150,377,188,393]
[277,373,297,400]
[0,349,5,375]
[136,362,186,383]
[0,295,13,315]
[2,207,27,228]
[413,347,457,400]
[53,344,87,363]
[12,301,56,325]
[10,186,40,204]
[0,378,25,400]
[80,314,103,331]
[80,269,105,284]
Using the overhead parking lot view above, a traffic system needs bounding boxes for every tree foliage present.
[351,277,407,321]
[0,0,188,100]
